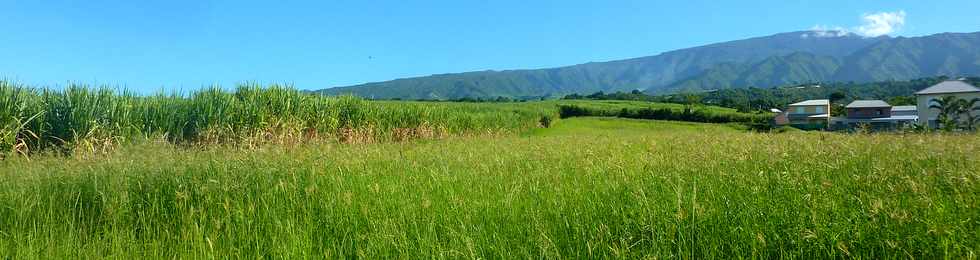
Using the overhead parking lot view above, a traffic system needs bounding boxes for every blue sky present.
[1,0,978,92]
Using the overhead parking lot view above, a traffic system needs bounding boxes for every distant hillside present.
[833,32,980,82]
[665,52,842,93]
[667,32,980,94]
[316,31,980,100]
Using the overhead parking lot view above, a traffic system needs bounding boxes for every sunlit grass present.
[0,80,557,155]
[1,118,977,258]
[1,80,776,157]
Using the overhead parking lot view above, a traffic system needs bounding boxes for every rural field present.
[0,84,978,258]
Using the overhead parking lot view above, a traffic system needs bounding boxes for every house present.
[846,100,892,119]
[915,80,980,128]
[833,100,917,130]
[891,106,918,117]
[770,109,789,125]
[887,105,920,128]
[777,99,830,130]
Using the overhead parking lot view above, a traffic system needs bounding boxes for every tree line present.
[564,76,980,114]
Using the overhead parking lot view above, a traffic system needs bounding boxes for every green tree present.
[959,98,980,131]
[682,94,702,114]
[886,95,916,106]
[829,91,846,103]
[830,103,847,117]
[929,96,964,131]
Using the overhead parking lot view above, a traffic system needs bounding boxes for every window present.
[815,106,824,114]
[796,107,805,114]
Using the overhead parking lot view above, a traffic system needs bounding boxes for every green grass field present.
[2,116,978,258]
[2,81,772,155]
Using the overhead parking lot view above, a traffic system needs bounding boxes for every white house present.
[915,80,980,128]
[832,100,917,130]
[891,106,918,117]
[776,99,830,130]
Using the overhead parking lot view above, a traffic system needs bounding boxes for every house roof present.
[915,80,980,95]
[871,115,918,121]
[836,115,919,123]
[788,99,829,106]
[891,105,917,112]
[846,100,891,108]
[808,114,830,118]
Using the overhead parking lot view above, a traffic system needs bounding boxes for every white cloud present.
[805,25,851,38]
[855,11,906,37]
[806,10,907,38]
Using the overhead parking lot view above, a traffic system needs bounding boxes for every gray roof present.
[788,99,829,106]
[808,114,829,118]
[891,105,916,112]
[836,115,918,123]
[916,80,980,95]
[846,100,891,108]
[874,115,919,121]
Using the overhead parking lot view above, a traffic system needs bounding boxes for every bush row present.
[558,104,772,126]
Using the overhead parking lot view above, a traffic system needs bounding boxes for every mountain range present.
[316,31,980,99]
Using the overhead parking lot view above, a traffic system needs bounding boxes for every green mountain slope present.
[318,31,883,99]
[833,32,980,82]
[316,31,980,100]
[663,32,980,94]
[665,52,842,93]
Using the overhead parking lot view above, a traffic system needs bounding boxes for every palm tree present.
[963,97,980,131]
[929,96,964,131]
[974,105,980,130]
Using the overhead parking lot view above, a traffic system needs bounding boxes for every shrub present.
[558,103,771,125]
[539,115,553,128]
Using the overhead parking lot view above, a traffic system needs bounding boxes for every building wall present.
[773,112,789,125]
[785,104,831,129]
[847,107,891,119]
[787,105,828,115]
[891,110,917,117]
[917,92,980,127]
